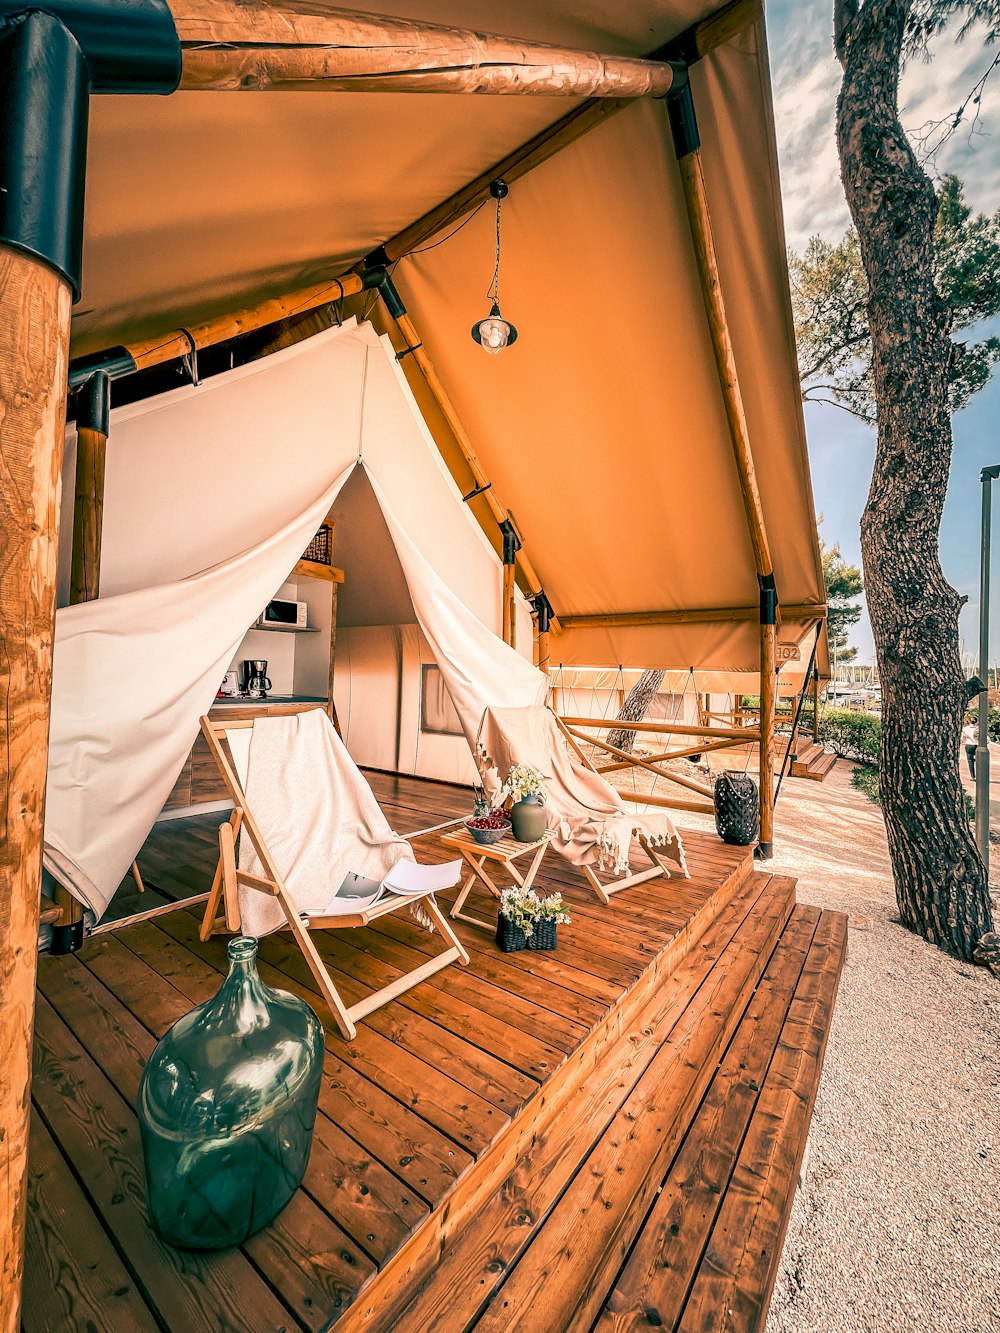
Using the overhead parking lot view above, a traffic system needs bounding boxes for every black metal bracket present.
[462,481,493,503]
[49,916,85,956]
[0,0,180,297]
[499,518,522,566]
[665,64,701,160]
[758,572,778,626]
[396,342,423,362]
[77,368,109,433]
[530,591,553,634]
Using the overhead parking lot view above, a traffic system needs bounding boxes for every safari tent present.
[1,2,844,1329]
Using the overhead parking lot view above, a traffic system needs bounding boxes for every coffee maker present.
[242,659,272,698]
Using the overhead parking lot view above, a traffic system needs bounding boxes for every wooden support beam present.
[759,621,777,855]
[812,671,820,742]
[69,425,105,606]
[71,272,368,384]
[565,726,715,799]
[171,2,678,96]
[558,715,761,743]
[502,562,516,648]
[596,735,746,772]
[676,145,772,582]
[556,604,825,630]
[0,245,73,1333]
[381,0,757,263]
[618,789,716,816]
[537,628,551,675]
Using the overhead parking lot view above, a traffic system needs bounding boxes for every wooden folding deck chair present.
[481,705,684,905]
[198,714,469,1040]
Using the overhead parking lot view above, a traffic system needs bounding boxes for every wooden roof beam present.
[171,0,678,96]
[382,0,758,262]
[556,604,826,630]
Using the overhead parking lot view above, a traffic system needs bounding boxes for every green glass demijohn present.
[138,936,324,1250]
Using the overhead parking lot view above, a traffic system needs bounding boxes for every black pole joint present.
[49,916,85,956]
[377,272,408,321]
[531,591,553,634]
[665,64,700,159]
[77,369,110,434]
[0,0,180,298]
[758,572,778,626]
[499,518,521,567]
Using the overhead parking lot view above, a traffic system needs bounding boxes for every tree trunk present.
[835,0,993,959]
[607,669,665,754]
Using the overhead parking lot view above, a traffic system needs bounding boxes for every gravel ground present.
[757,762,1000,1333]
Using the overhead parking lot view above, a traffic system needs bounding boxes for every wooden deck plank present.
[23,1108,160,1333]
[31,994,302,1332]
[36,954,374,1328]
[344,872,780,1333]
[470,877,797,1332]
[77,932,429,1267]
[594,904,823,1330]
[675,911,848,1333]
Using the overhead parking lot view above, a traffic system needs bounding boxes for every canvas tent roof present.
[68,0,826,674]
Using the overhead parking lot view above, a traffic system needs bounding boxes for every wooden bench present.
[384,886,847,1333]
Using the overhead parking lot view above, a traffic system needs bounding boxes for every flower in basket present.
[499,887,570,938]
[508,763,547,803]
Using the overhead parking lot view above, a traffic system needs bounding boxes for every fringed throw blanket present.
[477,706,687,878]
[236,709,417,936]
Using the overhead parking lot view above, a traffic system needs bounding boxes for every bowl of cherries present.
[465,807,512,845]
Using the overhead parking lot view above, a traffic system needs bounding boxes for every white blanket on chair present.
[236,709,414,936]
[478,706,687,879]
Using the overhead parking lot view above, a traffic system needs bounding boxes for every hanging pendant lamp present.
[472,179,518,354]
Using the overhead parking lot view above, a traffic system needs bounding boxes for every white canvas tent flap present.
[46,321,545,919]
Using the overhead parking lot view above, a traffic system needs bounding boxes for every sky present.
[765,1,1000,667]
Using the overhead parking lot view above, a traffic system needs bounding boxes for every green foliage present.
[819,706,882,765]
[790,176,1000,422]
[851,764,881,804]
[821,536,864,664]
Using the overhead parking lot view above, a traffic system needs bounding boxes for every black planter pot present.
[714,771,759,846]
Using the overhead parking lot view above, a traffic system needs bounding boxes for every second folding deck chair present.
[199,707,468,1040]
[477,704,688,904]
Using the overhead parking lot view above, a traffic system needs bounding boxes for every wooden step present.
[597,907,846,1332]
[794,740,823,766]
[376,873,797,1331]
[792,748,837,781]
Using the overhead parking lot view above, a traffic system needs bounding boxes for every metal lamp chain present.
[488,196,502,306]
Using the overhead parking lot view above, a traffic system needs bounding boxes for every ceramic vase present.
[138,936,324,1250]
[510,796,546,843]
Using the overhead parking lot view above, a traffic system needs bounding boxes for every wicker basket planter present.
[495,918,528,952]
[526,920,557,951]
[713,771,759,846]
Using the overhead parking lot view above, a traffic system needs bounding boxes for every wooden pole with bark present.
[0,245,73,1333]
[834,0,993,957]
[170,0,677,97]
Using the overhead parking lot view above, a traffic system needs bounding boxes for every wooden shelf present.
[293,558,344,584]
[251,623,321,634]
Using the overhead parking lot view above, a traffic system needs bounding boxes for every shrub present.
[819,707,881,765]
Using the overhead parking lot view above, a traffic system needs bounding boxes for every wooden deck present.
[24,772,845,1332]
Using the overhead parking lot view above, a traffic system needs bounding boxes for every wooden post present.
[759,621,777,855]
[327,578,339,729]
[0,245,73,1333]
[532,592,552,676]
[812,670,821,742]
[499,518,521,649]
[53,374,112,944]
[170,1,677,97]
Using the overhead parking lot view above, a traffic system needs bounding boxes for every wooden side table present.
[440,827,554,931]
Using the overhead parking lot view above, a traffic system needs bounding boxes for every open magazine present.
[308,858,463,917]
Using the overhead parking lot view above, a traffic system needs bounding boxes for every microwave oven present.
[257,597,308,628]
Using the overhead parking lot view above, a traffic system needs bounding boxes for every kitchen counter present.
[211,694,327,708]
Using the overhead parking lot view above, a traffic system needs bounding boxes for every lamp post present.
[977,464,1000,871]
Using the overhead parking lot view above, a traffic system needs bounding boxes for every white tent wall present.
[47,321,544,919]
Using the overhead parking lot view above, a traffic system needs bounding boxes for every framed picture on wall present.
[420,664,464,737]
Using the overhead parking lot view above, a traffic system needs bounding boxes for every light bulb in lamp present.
[471,301,518,355]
